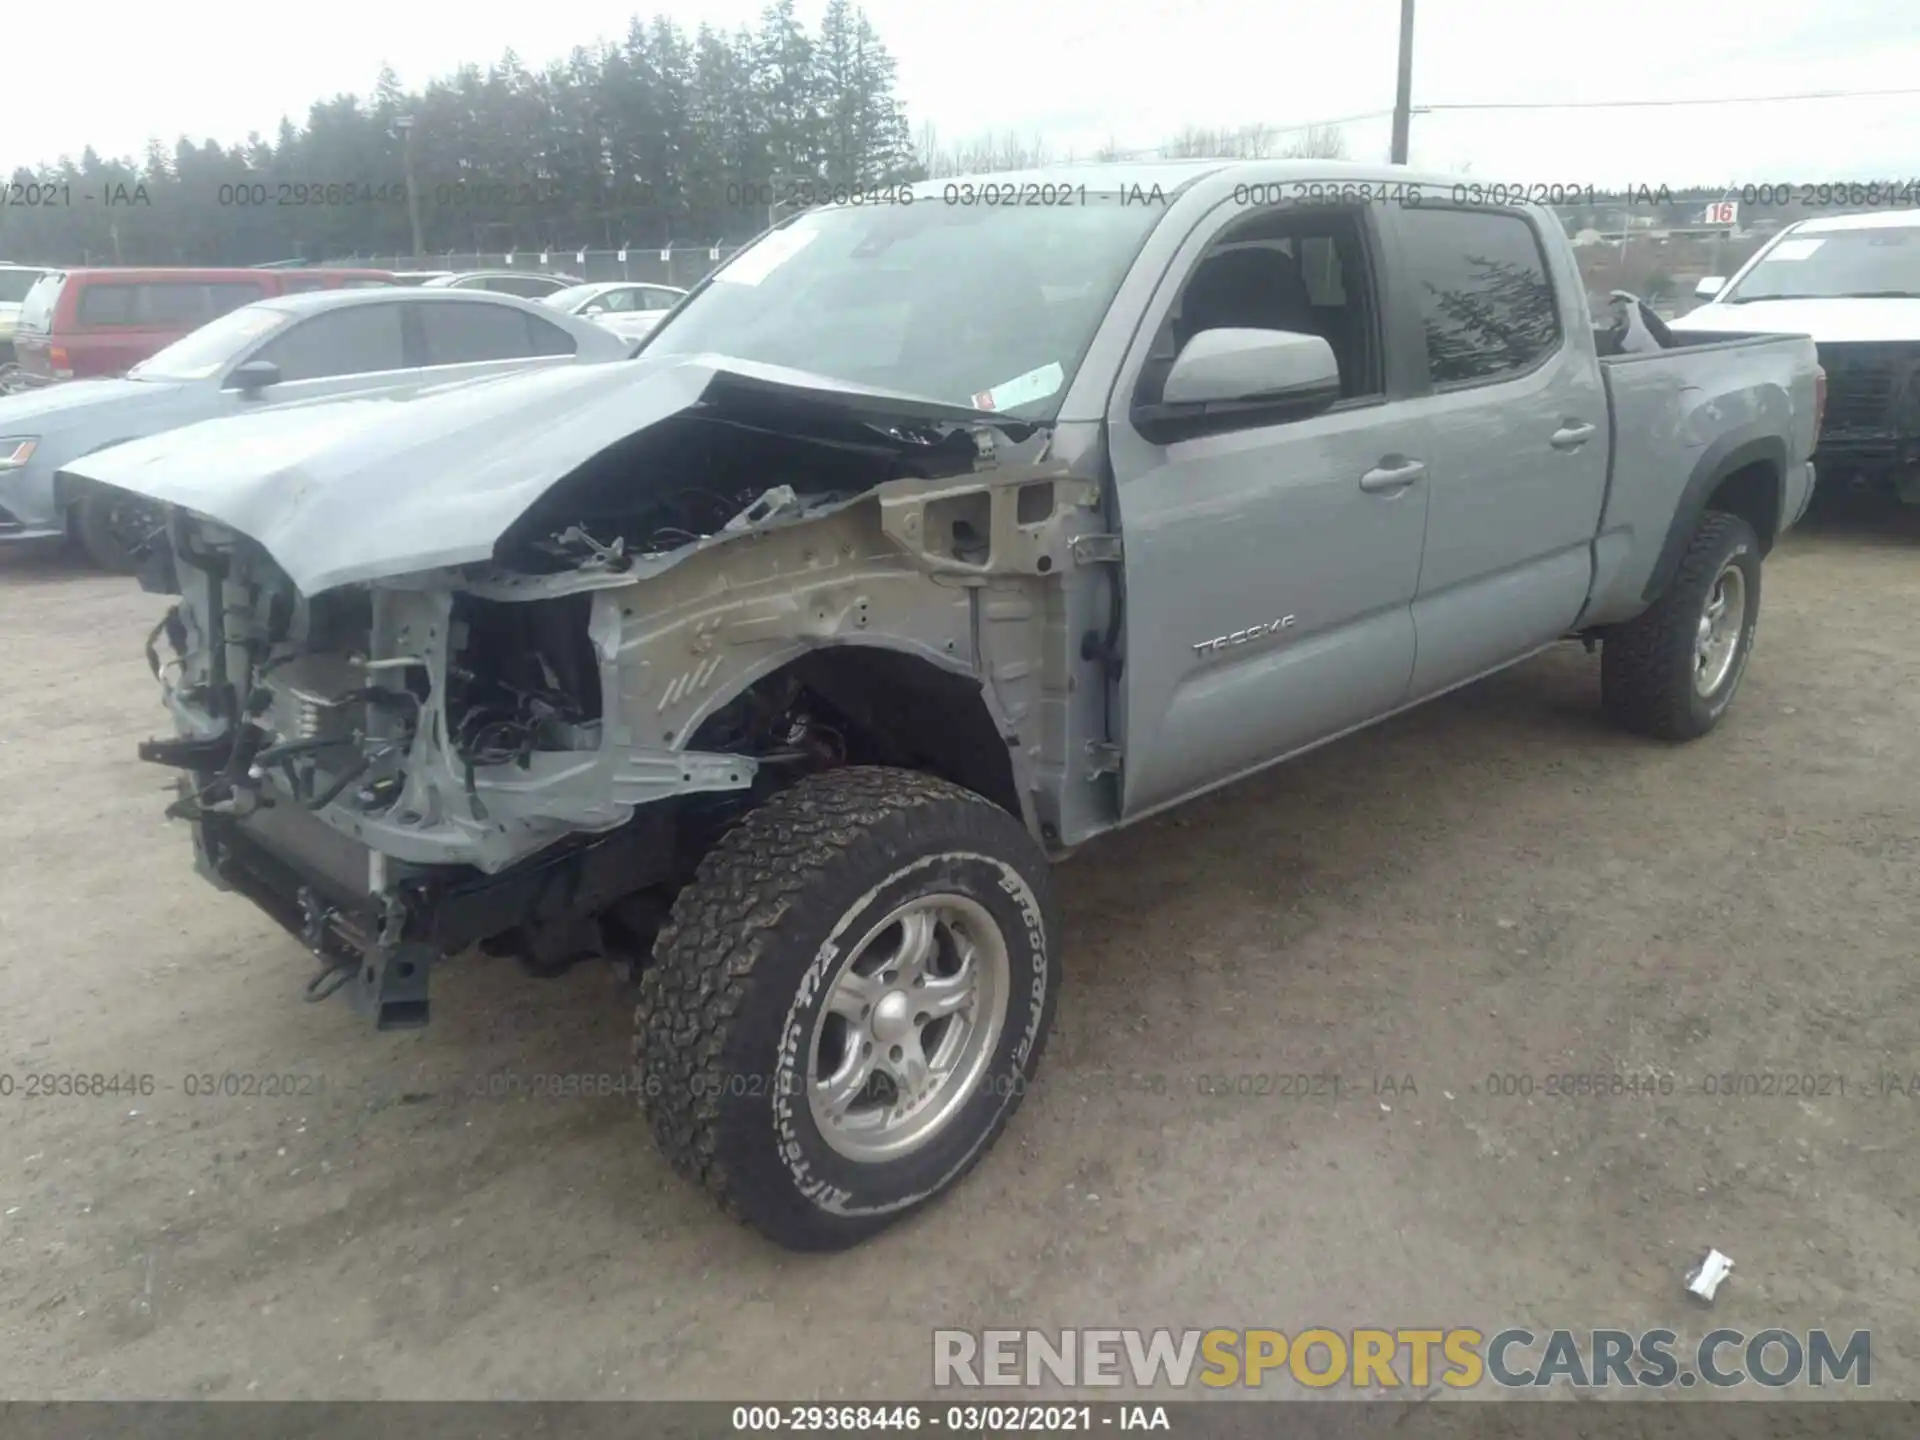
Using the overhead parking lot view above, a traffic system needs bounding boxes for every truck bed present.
[1580,331,1821,628]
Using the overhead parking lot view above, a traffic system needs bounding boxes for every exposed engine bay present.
[117,363,1108,1027]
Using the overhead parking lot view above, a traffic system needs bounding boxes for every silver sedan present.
[544,281,688,344]
[0,287,630,570]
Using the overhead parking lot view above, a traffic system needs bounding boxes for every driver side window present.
[1155,207,1383,404]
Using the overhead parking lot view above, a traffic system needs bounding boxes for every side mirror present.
[1135,328,1341,442]
[1695,276,1727,300]
[583,304,606,316]
[228,359,281,394]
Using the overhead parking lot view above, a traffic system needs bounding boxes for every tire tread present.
[634,766,1045,1247]
[1601,510,1757,741]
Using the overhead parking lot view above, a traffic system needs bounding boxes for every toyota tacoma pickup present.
[65,162,1822,1251]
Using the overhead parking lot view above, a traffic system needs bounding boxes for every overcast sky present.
[9,0,1920,182]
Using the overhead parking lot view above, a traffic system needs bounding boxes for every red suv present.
[11,266,395,383]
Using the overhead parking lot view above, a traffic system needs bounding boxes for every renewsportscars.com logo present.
[933,1328,1871,1391]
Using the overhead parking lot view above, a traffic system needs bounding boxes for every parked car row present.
[0,264,665,392]
[10,266,395,384]
[0,286,632,566]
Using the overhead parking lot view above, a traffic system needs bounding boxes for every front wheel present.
[636,767,1059,1251]
[1601,510,1762,740]
[70,487,165,574]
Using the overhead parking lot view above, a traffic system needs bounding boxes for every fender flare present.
[1640,430,1785,604]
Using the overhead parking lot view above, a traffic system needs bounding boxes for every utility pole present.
[396,114,425,260]
[1390,0,1416,164]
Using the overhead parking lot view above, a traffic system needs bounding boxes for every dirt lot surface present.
[1,503,1916,1403]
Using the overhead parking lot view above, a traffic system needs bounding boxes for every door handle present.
[1359,458,1426,494]
[1550,421,1598,450]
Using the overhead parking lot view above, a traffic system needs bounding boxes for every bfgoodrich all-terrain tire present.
[636,766,1060,1251]
[1601,510,1762,741]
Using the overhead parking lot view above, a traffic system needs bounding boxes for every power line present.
[1418,85,1920,112]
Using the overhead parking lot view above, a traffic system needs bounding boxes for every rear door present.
[1383,203,1608,699]
[226,301,417,408]
[409,298,580,383]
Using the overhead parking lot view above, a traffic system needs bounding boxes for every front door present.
[1108,200,1432,817]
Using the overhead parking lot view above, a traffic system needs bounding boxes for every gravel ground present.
[0,500,1915,1402]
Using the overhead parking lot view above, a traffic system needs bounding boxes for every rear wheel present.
[71,487,164,574]
[636,766,1059,1251]
[1601,510,1761,740]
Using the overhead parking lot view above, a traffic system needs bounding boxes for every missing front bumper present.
[188,789,681,1031]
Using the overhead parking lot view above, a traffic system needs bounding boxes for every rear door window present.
[141,283,218,326]
[248,303,409,383]
[1398,208,1563,386]
[417,301,575,364]
[526,313,578,356]
[76,283,142,325]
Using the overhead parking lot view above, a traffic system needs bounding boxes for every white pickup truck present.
[1679,208,1920,505]
[71,161,1822,1251]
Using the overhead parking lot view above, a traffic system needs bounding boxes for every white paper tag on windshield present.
[1767,238,1825,261]
[971,361,1064,412]
[716,227,818,286]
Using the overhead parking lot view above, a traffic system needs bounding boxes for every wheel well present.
[692,647,1023,820]
[1705,459,1781,555]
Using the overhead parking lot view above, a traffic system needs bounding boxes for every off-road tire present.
[635,766,1059,1251]
[1601,510,1761,741]
[70,488,155,574]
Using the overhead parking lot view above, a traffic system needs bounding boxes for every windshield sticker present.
[1766,238,1826,262]
[970,361,1064,412]
[715,227,818,286]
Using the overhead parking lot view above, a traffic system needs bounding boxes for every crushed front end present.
[136,515,714,1028]
[106,357,1086,1032]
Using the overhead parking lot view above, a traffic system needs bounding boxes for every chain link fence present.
[325,246,746,288]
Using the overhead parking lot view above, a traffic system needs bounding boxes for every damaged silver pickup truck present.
[65,161,1821,1251]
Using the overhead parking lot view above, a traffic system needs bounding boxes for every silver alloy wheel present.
[1693,563,1747,697]
[808,891,1010,1163]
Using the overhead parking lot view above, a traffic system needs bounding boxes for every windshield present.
[128,304,289,381]
[0,269,45,305]
[1724,225,1920,302]
[545,283,610,312]
[642,195,1167,418]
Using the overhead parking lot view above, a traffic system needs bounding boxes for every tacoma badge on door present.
[1192,615,1296,656]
